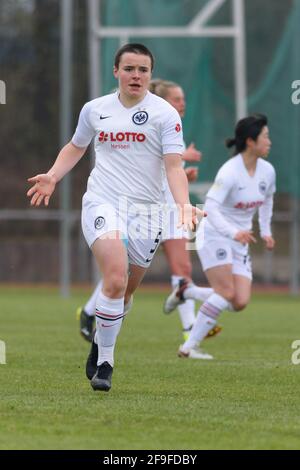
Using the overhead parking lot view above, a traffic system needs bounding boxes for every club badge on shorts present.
[94,216,105,230]
[216,248,227,260]
[132,111,148,125]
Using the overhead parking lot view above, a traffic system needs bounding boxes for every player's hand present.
[262,235,275,250]
[177,204,207,231]
[27,174,57,206]
[183,143,202,162]
[185,166,198,182]
[234,230,257,245]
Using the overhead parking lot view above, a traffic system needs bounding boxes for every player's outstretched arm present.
[27,174,57,207]
[27,141,87,207]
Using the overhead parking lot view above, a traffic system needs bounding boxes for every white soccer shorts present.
[197,236,252,280]
[81,194,163,268]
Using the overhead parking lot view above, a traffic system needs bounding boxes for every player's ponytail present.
[225,137,236,148]
[226,113,268,155]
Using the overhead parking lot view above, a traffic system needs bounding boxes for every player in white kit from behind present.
[164,114,276,359]
[150,79,221,343]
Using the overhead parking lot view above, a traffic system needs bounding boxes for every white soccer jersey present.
[71,91,184,206]
[204,153,276,236]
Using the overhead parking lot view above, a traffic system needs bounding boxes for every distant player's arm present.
[258,167,276,250]
[258,194,275,249]
[182,143,202,162]
[185,166,198,182]
[205,198,256,244]
[27,142,87,206]
[206,170,256,244]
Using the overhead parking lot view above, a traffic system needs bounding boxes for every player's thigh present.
[205,264,235,300]
[91,235,128,279]
[81,196,126,250]
[162,238,192,277]
[198,238,235,296]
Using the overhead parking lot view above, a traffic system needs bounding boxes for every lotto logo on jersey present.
[98,131,146,143]
[234,200,264,209]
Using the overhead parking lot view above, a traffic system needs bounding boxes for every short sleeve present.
[161,108,184,156]
[71,102,95,148]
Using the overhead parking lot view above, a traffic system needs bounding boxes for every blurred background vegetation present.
[0,0,299,285]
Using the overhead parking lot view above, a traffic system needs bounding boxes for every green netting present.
[248,1,300,197]
[100,0,300,196]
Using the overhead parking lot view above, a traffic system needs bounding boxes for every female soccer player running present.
[27,43,204,391]
[164,114,276,359]
[78,79,220,350]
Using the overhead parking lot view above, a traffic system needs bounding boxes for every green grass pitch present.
[0,286,300,450]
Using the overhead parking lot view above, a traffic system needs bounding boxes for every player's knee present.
[216,286,235,302]
[232,299,248,311]
[103,272,127,297]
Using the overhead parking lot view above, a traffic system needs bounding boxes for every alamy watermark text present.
[291,80,300,105]
[0,340,6,364]
[291,340,300,365]
[0,80,6,104]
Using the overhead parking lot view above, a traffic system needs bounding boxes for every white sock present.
[184,284,235,311]
[183,293,229,350]
[171,275,184,289]
[95,290,124,367]
[124,295,133,315]
[84,280,102,316]
[171,275,196,330]
[92,295,133,348]
[177,301,196,330]
[184,284,214,302]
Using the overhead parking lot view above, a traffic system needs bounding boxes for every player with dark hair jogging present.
[164,114,276,359]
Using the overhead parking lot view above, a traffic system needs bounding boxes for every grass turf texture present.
[0,286,300,450]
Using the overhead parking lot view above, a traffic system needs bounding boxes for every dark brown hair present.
[114,43,154,71]
[226,113,268,154]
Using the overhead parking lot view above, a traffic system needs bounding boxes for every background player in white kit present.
[27,43,204,391]
[150,79,221,342]
[78,79,221,347]
[164,114,276,359]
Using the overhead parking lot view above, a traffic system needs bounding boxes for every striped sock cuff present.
[200,302,222,320]
[95,309,125,322]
